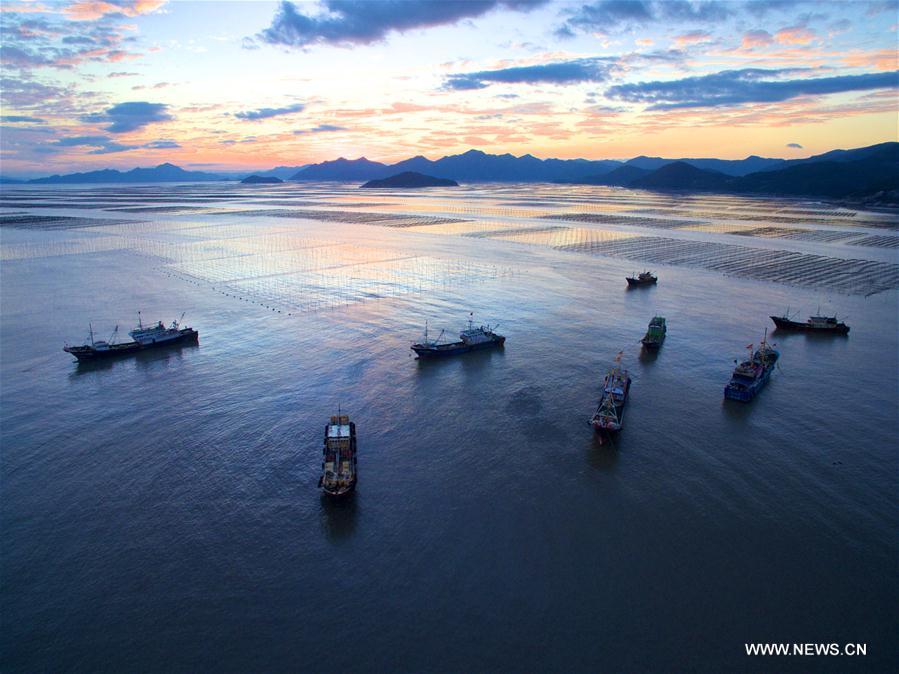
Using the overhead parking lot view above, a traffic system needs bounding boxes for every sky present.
[0,0,897,176]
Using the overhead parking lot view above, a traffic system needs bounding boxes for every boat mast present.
[138,311,143,330]
[89,322,94,346]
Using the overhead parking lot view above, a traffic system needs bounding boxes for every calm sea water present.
[1,183,897,672]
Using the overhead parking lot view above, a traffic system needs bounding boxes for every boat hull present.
[640,338,664,349]
[770,316,849,334]
[626,277,656,287]
[411,336,505,358]
[724,365,775,401]
[64,328,199,361]
[320,419,357,497]
[320,478,357,497]
[590,377,631,438]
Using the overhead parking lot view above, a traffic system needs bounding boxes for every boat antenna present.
[89,322,94,346]
[468,312,473,331]
[138,310,143,330]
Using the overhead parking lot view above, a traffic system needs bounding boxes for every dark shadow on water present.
[69,342,199,376]
[319,493,358,543]
[720,397,756,423]
[586,432,620,472]
[413,344,505,371]
[638,345,661,365]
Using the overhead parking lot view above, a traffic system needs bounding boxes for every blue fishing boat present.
[724,331,779,402]
[411,314,504,358]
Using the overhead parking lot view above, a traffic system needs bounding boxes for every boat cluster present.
[63,273,851,496]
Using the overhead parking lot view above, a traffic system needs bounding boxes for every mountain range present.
[26,162,226,185]
[3,143,896,202]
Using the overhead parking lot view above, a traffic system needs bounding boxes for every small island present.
[361,171,459,189]
[241,175,283,184]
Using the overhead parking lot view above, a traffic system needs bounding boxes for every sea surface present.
[1,182,897,672]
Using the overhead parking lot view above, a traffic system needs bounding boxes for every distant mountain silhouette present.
[559,164,650,186]
[290,157,391,181]
[241,174,283,184]
[631,162,733,190]
[361,171,459,188]
[28,162,227,184]
[774,141,898,168]
[6,143,896,201]
[292,149,619,183]
[626,155,785,176]
[733,147,899,198]
[622,144,898,200]
[253,165,308,180]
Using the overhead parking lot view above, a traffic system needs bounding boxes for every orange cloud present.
[64,0,166,21]
[841,49,899,71]
[674,31,712,48]
[774,26,817,45]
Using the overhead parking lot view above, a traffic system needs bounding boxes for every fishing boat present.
[319,413,357,497]
[411,314,505,358]
[626,270,657,287]
[724,331,780,402]
[770,308,849,334]
[590,353,631,442]
[641,316,667,349]
[63,312,198,362]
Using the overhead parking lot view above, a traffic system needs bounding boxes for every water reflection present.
[68,341,199,375]
[638,345,660,365]
[319,494,358,542]
[586,436,620,472]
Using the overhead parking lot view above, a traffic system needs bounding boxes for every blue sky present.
[1,0,897,175]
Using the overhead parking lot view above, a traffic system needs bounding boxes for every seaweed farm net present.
[162,245,514,314]
[554,234,899,295]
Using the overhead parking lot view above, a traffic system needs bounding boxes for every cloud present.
[54,135,113,146]
[606,68,899,109]
[144,139,181,148]
[673,29,712,46]
[48,134,180,154]
[108,71,139,78]
[234,103,305,120]
[774,24,816,45]
[258,0,548,48]
[293,123,348,134]
[786,142,803,148]
[82,101,173,132]
[49,134,139,154]
[63,0,168,21]
[0,115,46,123]
[445,57,613,90]
[0,12,143,71]
[741,29,773,48]
[559,0,732,35]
